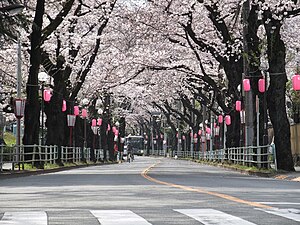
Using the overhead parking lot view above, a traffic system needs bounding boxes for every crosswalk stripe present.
[174,209,256,225]
[0,211,47,225]
[256,208,300,222]
[90,210,152,225]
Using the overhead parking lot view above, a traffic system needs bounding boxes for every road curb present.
[216,164,300,182]
[0,162,116,180]
[186,158,300,182]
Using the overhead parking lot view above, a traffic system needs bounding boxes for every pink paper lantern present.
[292,74,300,91]
[218,115,223,124]
[92,119,97,127]
[112,126,117,133]
[258,78,265,93]
[114,129,119,136]
[97,118,102,126]
[198,130,202,136]
[107,124,111,131]
[74,106,79,116]
[206,127,211,134]
[258,79,266,93]
[225,115,231,125]
[43,90,51,102]
[235,100,242,112]
[62,100,67,112]
[82,109,87,118]
[243,79,251,92]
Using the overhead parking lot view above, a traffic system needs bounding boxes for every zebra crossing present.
[0,208,299,225]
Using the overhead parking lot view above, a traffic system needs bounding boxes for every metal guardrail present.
[0,145,59,171]
[151,149,166,156]
[0,145,108,171]
[169,145,276,170]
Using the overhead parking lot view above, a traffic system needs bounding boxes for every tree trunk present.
[265,20,294,171]
[23,0,45,167]
[44,87,67,147]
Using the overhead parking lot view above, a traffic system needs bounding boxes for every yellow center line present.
[141,162,273,209]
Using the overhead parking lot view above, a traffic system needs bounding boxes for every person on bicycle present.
[127,143,132,163]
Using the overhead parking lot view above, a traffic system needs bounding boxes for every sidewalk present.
[196,159,300,182]
[272,166,300,182]
[0,162,115,180]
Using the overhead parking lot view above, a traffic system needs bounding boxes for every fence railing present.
[0,145,108,171]
[151,149,166,156]
[169,145,276,170]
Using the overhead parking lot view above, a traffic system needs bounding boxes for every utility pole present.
[16,35,22,170]
[190,99,195,157]
[243,0,254,147]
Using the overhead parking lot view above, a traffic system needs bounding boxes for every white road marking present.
[257,202,300,205]
[0,211,47,225]
[174,209,256,225]
[256,208,300,222]
[90,210,152,225]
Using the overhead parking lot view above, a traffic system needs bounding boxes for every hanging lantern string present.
[244,71,286,78]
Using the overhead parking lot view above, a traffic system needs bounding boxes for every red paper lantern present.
[225,115,231,125]
[235,100,242,111]
[292,74,300,91]
[43,90,51,102]
[74,106,79,116]
[218,115,223,124]
[243,79,251,92]
[62,100,67,112]
[112,126,117,133]
[82,109,87,118]
[258,78,265,93]
[92,119,97,127]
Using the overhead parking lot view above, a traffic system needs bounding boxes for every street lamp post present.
[81,109,87,161]
[97,118,102,150]
[38,72,49,145]
[14,98,26,170]
[91,119,98,151]
[0,3,25,169]
[242,0,254,147]
[115,121,120,159]
[67,114,76,147]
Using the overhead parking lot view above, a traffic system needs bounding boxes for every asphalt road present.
[0,156,299,225]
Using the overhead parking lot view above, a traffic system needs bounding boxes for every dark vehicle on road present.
[125,135,144,156]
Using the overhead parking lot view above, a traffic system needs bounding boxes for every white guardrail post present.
[0,145,3,172]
